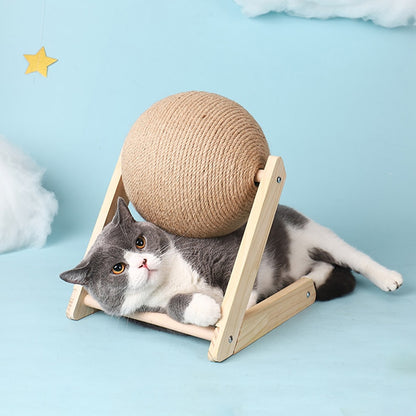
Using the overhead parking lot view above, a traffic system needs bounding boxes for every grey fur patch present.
[172,205,295,297]
[308,247,349,270]
[263,207,294,293]
[277,205,309,228]
[172,231,243,293]
[309,247,337,264]
[134,305,164,314]
[166,293,194,322]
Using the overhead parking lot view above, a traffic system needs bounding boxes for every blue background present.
[0,1,415,415]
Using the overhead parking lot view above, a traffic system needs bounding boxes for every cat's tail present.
[305,220,403,293]
[314,266,356,301]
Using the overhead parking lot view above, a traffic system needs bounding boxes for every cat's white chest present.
[156,248,219,304]
[120,247,210,315]
[164,248,201,288]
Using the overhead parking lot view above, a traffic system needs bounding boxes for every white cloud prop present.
[235,0,416,28]
[0,136,58,253]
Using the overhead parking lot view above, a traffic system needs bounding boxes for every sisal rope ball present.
[121,91,270,238]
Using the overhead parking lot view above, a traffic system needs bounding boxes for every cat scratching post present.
[66,155,315,361]
[65,92,316,362]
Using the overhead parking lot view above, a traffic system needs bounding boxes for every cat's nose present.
[139,258,148,269]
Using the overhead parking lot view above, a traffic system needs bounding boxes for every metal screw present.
[306,291,311,298]
[277,177,282,183]
[228,335,233,343]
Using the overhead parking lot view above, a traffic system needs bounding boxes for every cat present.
[60,198,403,327]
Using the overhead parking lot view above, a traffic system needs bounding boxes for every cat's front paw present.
[183,293,221,327]
[375,270,403,292]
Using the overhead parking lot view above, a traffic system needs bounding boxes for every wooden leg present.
[234,277,315,354]
[65,156,128,320]
[208,156,287,362]
[66,284,96,320]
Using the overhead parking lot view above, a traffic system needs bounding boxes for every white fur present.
[183,293,221,327]
[286,224,315,280]
[119,251,163,315]
[235,0,416,28]
[287,219,403,292]
[247,290,259,309]
[123,251,163,290]
[246,253,276,308]
[120,246,223,316]
[305,262,334,288]
[0,136,58,253]
[256,254,276,296]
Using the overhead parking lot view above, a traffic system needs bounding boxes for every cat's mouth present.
[127,268,158,293]
[144,269,156,281]
[138,258,159,277]
[142,266,158,282]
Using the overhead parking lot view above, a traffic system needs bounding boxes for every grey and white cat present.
[60,198,403,327]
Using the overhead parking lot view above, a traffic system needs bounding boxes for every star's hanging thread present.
[24,47,57,77]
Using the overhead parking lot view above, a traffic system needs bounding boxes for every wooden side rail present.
[208,156,287,362]
[82,279,315,352]
[234,277,315,354]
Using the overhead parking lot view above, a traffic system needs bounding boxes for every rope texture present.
[121,91,269,237]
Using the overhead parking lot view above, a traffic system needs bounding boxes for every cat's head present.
[60,198,171,315]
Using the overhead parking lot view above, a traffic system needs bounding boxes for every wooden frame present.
[66,155,316,362]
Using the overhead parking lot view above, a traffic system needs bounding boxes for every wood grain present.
[235,277,316,354]
[83,295,215,341]
[208,156,286,362]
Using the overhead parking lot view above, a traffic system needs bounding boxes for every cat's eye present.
[136,236,146,249]
[112,263,126,274]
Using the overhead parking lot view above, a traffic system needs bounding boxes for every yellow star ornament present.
[24,47,57,77]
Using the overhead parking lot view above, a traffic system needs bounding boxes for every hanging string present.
[40,0,46,45]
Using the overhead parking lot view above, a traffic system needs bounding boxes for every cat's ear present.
[111,197,135,226]
[60,263,90,285]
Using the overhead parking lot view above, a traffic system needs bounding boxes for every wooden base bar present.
[83,295,215,341]
[82,279,315,347]
[235,277,315,354]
